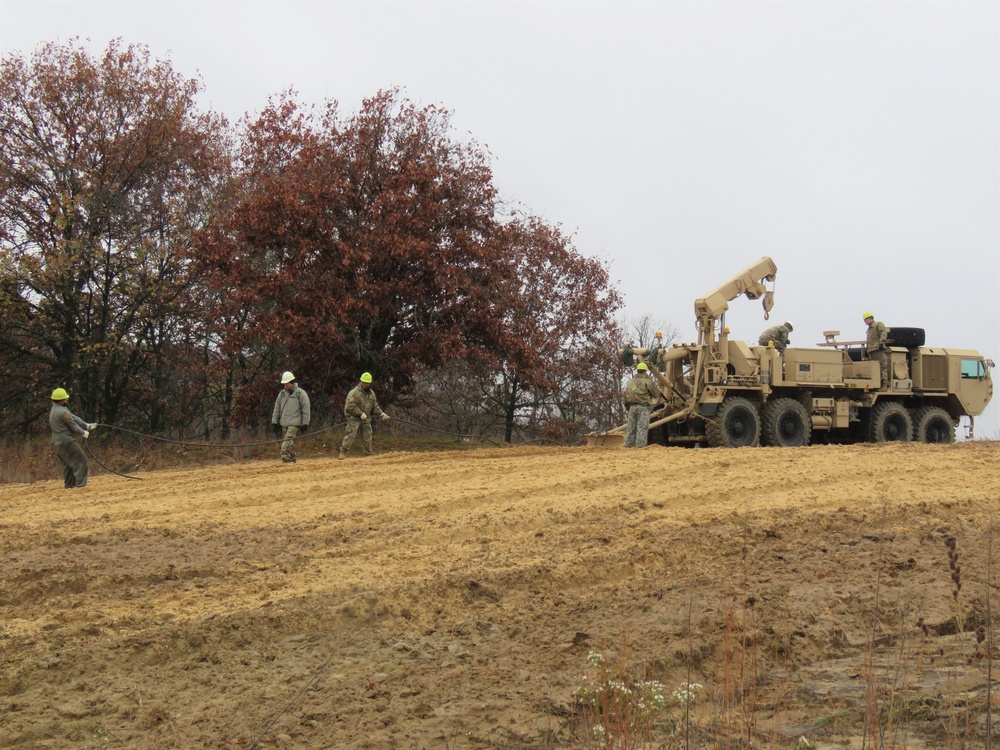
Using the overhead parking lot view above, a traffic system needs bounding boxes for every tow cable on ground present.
[84,422,347,481]
[82,418,573,481]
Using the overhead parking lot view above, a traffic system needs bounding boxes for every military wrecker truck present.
[590,257,994,448]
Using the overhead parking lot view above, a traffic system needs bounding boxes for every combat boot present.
[338,451,345,460]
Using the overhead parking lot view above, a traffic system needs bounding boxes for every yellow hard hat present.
[51,387,70,401]
[280,371,295,384]
[360,372,373,383]
[636,362,648,371]
[863,311,874,321]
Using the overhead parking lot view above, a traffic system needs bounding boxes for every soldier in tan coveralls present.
[622,362,660,448]
[339,372,390,459]
[49,388,96,489]
[863,312,889,388]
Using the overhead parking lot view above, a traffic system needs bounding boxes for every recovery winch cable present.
[83,416,573,482]
[83,422,347,481]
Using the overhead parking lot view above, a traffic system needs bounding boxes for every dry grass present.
[0,426,493,485]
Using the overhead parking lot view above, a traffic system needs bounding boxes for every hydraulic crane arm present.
[692,256,777,349]
[694,256,777,321]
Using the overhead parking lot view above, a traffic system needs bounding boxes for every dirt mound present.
[1,441,998,748]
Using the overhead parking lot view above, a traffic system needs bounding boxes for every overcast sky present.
[2,0,998,437]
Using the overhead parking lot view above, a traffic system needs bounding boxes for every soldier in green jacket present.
[622,362,660,448]
[49,388,96,488]
[757,321,793,352]
[271,371,310,463]
[339,372,390,459]
[864,312,889,388]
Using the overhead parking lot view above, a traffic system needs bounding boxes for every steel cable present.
[390,416,576,448]
[82,422,346,481]
[81,416,576,482]
[82,437,143,481]
[94,422,345,448]
[387,416,506,448]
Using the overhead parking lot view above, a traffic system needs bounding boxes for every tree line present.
[0,39,628,445]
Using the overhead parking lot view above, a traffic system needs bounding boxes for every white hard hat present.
[280,371,295,384]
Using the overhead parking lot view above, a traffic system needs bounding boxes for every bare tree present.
[623,314,680,351]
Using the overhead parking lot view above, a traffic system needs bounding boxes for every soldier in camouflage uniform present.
[339,372,390,459]
[757,321,793,352]
[864,312,889,388]
[622,362,660,448]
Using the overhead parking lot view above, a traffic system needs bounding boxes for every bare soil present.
[1,441,998,749]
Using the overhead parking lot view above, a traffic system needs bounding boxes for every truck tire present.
[886,327,925,348]
[706,397,760,448]
[870,401,913,443]
[762,398,812,448]
[912,406,956,444]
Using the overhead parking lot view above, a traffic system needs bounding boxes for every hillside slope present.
[1,441,998,749]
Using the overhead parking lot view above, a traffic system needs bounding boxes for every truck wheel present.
[762,398,812,447]
[870,401,913,443]
[706,397,760,448]
[912,406,956,444]
[886,327,925,348]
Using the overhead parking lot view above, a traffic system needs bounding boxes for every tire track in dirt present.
[1,441,998,748]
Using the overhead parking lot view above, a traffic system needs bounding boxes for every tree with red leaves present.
[194,89,621,435]
[478,215,623,442]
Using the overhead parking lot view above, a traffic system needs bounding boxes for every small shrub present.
[574,649,700,749]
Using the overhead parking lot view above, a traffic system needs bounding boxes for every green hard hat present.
[636,362,648,371]
[360,372,373,383]
[51,387,70,401]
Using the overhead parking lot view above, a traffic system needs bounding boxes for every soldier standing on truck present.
[622,362,660,448]
[864,312,889,388]
[758,321,793,352]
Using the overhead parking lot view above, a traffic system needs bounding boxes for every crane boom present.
[694,256,777,321]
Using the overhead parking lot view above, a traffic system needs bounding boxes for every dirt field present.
[1,441,998,749]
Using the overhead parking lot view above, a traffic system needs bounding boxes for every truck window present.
[961,359,986,380]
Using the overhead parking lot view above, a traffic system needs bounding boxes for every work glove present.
[273,424,282,438]
[360,413,368,421]
[301,424,309,433]
[381,414,390,421]
[87,423,97,430]
[82,430,90,439]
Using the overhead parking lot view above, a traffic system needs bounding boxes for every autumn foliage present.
[0,39,229,431]
[0,40,624,446]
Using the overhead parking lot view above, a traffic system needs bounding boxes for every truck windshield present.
[961,359,986,380]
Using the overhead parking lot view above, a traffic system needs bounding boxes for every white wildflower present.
[672,681,703,705]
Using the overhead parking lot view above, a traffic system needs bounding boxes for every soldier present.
[758,321,793,352]
[49,388,96,489]
[863,312,889,388]
[339,372,390,459]
[622,362,660,448]
[271,371,310,463]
